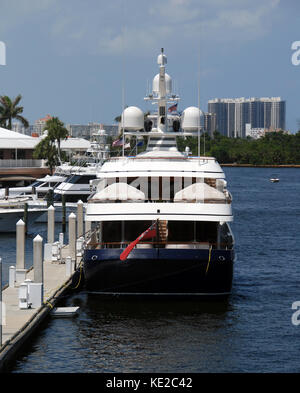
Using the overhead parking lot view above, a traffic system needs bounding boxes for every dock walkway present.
[0,246,81,372]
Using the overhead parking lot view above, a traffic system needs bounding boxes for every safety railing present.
[85,241,233,250]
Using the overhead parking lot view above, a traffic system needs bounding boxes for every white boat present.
[53,129,109,203]
[270,176,279,182]
[0,130,109,223]
[0,174,67,199]
[0,197,47,232]
[83,49,235,298]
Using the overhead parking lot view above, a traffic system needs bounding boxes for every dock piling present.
[33,235,43,284]
[16,219,26,284]
[9,266,16,288]
[33,235,43,309]
[68,213,76,265]
[23,203,28,234]
[77,200,84,238]
[62,194,66,233]
[46,188,54,208]
[47,205,55,244]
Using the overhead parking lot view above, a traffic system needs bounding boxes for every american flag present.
[168,103,178,112]
[112,138,123,147]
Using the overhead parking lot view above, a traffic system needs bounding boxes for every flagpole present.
[197,48,201,160]
[122,83,125,157]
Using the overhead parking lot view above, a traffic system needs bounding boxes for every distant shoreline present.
[220,164,300,168]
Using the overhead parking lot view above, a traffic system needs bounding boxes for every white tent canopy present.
[0,126,37,149]
[0,127,91,151]
[91,182,145,202]
[174,182,226,202]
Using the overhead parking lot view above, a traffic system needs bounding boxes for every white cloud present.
[0,0,282,56]
[0,0,58,34]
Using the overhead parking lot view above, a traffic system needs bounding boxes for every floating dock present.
[0,203,88,372]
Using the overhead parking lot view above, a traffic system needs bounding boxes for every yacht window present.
[168,221,218,243]
[67,175,95,184]
[31,181,43,188]
[102,220,153,243]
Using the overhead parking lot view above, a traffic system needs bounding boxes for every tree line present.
[176,131,300,165]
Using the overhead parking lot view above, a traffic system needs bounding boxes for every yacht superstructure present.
[83,49,234,297]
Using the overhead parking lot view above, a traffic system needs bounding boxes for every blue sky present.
[0,0,300,132]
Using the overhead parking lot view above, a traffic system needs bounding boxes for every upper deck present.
[95,151,225,180]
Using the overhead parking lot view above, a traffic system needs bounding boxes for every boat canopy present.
[174,182,226,202]
[91,182,145,202]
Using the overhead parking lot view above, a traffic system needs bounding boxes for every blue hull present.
[83,248,234,297]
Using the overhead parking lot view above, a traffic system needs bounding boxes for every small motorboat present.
[270,176,279,182]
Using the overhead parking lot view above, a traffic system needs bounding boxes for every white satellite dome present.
[152,73,172,95]
[121,106,144,130]
[181,107,203,131]
[157,53,167,65]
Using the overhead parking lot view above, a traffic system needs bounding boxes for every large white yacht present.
[83,49,234,297]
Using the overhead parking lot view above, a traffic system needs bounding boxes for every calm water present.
[1,167,300,373]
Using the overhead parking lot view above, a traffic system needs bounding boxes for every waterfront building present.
[245,123,265,139]
[0,126,91,185]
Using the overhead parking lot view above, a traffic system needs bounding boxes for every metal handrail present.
[85,241,233,249]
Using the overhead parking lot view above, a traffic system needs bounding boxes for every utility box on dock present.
[44,243,53,262]
[16,269,27,285]
[18,283,29,309]
[28,283,43,309]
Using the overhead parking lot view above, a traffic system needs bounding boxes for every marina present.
[1,49,299,373]
[1,166,299,373]
[1,0,300,376]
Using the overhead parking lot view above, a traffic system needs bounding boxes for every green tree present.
[0,94,29,130]
[33,136,59,174]
[44,117,69,164]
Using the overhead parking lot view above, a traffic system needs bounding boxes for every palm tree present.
[44,117,69,164]
[0,94,29,130]
[33,136,59,174]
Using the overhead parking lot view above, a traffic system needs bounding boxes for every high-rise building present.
[208,97,286,138]
[203,112,216,137]
[34,114,52,136]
